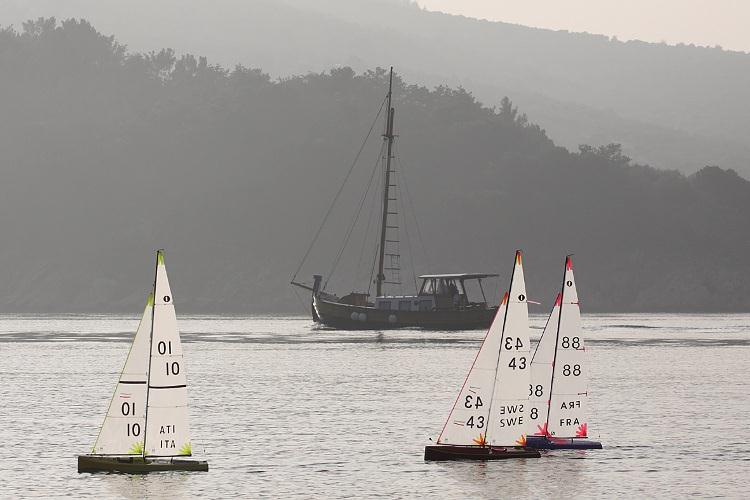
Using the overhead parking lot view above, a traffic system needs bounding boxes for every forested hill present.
[4,0,750,178]
[0,19,748,313]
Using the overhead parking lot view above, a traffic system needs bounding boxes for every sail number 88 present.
[561,337,580,349]
[562,364,581,376]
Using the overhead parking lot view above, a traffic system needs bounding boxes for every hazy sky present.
[418,0,749,52]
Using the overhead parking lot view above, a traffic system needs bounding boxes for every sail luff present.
[142,250,160,457]
[543,256,569,429]
[483,251,520,445]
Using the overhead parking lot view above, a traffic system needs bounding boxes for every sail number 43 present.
[508,357,527,370]
[464,395,483,409]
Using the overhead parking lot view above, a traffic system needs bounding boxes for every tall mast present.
[376,67,396,297]
[483,250,520,445]
[142,249,160,458]
[544,255,572,430]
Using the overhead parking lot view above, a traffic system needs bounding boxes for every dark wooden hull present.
[77,455,209,473]
[424,445,541,461]
[314,298,498,330]
[525,436,603,450]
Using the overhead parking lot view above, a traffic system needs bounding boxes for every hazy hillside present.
[3,0,750,177]
[0,19,749,313]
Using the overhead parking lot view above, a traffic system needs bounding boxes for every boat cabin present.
[375,273,498,311]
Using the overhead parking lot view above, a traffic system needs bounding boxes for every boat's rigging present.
[394,141,430,271]
[293,67,428,298]
[323,142,385,291]
[142,251,159,458]
[376,70,396,297]
[290,93,388,287]
[352,158,383,292]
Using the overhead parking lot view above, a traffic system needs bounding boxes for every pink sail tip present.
[566,256,573,270]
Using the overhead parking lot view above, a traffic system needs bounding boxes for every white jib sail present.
[546,257,590,438]
[436,251,530,447]
[92,293,153,455]
[144,250,192,457]
[436,296,508,446]
[487,251,531,447]
[527,293,561,437]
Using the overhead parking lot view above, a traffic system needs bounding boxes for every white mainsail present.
[437,251,530,447]
[527,293,560,437]
[92,293,153,455]
[547,257,589,438]
[487,251,531,447]
[537,256,590,439]
[144,250,192,457]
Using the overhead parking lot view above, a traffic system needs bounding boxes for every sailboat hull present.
[315,298,498,330]
[424,445,540,461]
[524,436,602,450]
[77,455,209,473]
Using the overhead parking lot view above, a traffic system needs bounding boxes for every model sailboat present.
[525,256,602,450]
[424,251,540,460]
[78,250,208,473]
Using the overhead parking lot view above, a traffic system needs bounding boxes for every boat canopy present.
[418,273,498,280]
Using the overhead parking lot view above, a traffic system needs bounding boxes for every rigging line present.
[394,143,430,267]
[324,144,383,290]
[353,151,382,291]
[397,178,418,293]
[291,286,310,316]
[290,94,388,283]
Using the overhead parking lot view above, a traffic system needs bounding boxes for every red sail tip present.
[554,293,562,306]
[515,251,522,265]
[566,256,573,270]
[501,291,509,305]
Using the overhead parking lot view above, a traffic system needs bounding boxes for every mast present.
[543,254,572,431]
[483,250,520,445]
[142,249,160,458]
[376,67,396,297]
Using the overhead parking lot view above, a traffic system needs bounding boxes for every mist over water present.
[1,314,747,498]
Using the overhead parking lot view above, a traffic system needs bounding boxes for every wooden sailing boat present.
[291,67,499,330]
[424,251,541,460]
[78,250,209,473]
[525,256,602,450]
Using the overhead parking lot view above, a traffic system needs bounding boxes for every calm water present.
[0,314,748,498]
